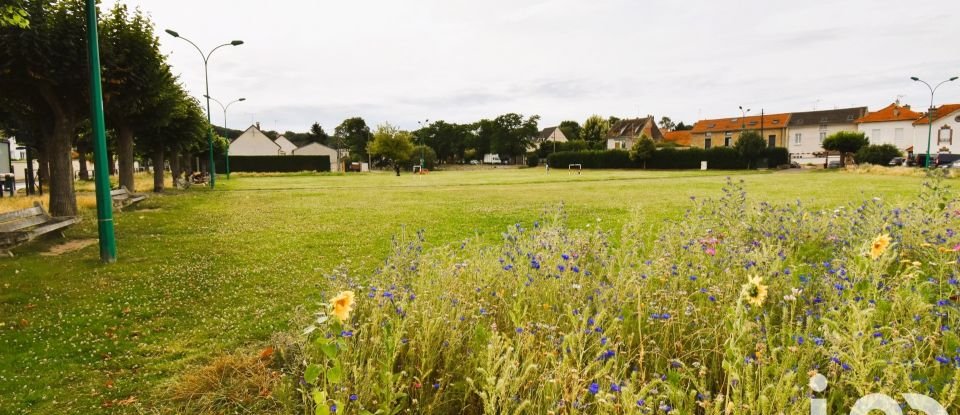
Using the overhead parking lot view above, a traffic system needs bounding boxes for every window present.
[704,134,712,149]
[724,132,732,147]
[794,133,802,145]
[768,135,776,148]
[871,129,881,141]
[939,126,953,145]
[895,128,905,145]
[795,119,804,125]
[819,131,826,143]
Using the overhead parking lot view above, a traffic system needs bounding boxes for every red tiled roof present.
[913,104,960,125]
[662,130,691,146]
[691,113,791,133]
[855,102,922,123]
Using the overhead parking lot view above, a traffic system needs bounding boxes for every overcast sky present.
[102,0,960,133]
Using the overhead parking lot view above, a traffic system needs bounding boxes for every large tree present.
[309,122,330,146]
[581,115,610,143]
[558,120,581,141]
[334,117,373,159]
[0,0,91,216]
[1,3,29,28]
[658,116,676,132]
[823,131,868,167]
[101,3,170,191]
[367,123,413,174]
[488,113,539,162]
[630,135,656,169]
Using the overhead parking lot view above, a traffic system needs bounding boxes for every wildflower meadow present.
[296,176,960,414]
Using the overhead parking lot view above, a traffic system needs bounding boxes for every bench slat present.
[0,215,50,233]
[0,206,44,224]
[110,189,128,196]
[24,217,80,239]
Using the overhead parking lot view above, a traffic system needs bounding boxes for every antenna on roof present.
[896,95,905,105]
[814,99,820,110]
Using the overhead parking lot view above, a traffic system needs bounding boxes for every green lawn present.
[0,168,934,413]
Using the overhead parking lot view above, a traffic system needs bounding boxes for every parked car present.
[482,154,502,164]
[933,154,960,168]
[469,160,480,165]
[888,157,906,166]
[945,160,960,169]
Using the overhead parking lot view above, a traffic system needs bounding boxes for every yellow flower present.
[744,275,768,307]
[330,291,355,322]
[870,234,892,260]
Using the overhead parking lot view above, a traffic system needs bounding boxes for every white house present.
[4,136,26,160]
[856,102,922,152]
[274,135,298,155]
[293,142,348,171]
[534,126,569,151]
[786,107,866,163]
[606,116,662,150]
[230,124,281,156]
[912,103,960,155]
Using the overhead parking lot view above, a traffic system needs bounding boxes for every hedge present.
[215,155,331,173]
[546,147,789,170]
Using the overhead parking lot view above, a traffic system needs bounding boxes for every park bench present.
[0,202,81,256]
[111,186,147,210]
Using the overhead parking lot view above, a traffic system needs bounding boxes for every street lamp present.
[165,29,243,188]
[417,119,429,173]
[911,76,959,168]
[204,95,245,180]
[738,105,750,129]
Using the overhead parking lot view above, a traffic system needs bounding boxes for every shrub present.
[296,177,960,414]
[546,150,633,169]
[526,154,539,167]
[854,144,902,165]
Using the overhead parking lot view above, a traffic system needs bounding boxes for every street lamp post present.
[417,119,428,173]
[738,105,750,129]
[205,95,245,179]
[165,29,243,188]
[911,76,959,168]
[85,0,117,263]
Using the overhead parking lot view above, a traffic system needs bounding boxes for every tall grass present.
[292,176,960,414]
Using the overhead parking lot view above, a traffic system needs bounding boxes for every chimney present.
[903,104,911,110]
[255,122,260,130]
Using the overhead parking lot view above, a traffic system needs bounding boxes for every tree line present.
[0,0,211,216]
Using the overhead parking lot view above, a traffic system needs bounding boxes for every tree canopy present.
[734,130,767,169]
[823,131,868,167]
[581,115,610,143]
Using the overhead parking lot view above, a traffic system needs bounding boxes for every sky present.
[101,0,960,133]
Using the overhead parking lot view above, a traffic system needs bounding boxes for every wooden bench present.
[0,202,81,256]
[111,186,147,210]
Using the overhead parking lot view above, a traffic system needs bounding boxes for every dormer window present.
[772,120,780,125]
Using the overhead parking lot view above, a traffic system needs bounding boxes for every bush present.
[854,144,902,165]
[526,154,539,167]
[546,150,633,169]
[216,156,331,173]
[546,147,791,170]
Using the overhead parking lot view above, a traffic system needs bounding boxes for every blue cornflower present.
[558,264,566,272]
[531,259,540,270]
[562,253,570,260]
[708,295,716,302]
[340,330,353,337]
[588,382,599,395]
[503,264,513,271]
[937,299,951,307]
[813,337,825,346]
[689,275,697,281]
[587,317,595,326]
[349,394,358,401]
[935,355,950,365]
[610,383,621,393]
[600,337,608,345]
[330,404,337,413]
[432,382,440,389]
[383,291,394,299]
[572,266,580,273]
[516,327,523,334]
[599,349,615,360]
[796,336,804,345]
[637,399,646,407]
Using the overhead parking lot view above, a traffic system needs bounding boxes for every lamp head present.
[165,29,179,38]
[949,76,959,82]
[910,76,920,81]
[202,94,210,99]
[239,98,246,102]
[231,40,244,46]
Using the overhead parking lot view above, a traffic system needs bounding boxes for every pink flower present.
[705,247,716,256]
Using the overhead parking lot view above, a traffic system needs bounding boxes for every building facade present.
[786,107,866,163]
[230,125,282,156]
[690,113,791,149]
[912,104,960,156]
[274,135,298,155]
[855,102,922,152]
[293,142,348,171]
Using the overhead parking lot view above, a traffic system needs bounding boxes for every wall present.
[857,120,915,150]
[912,109,960,155]
[690,128,787,149]
[230,130,281,156]
[786,123,859,161]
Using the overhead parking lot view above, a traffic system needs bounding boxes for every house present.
[786,107,867,163]
[690,113,791,149]
[534,126,569,151]
[274,135,298,156]
[912,103,960,156]
[662,130,691,147]
[293,142,348,171]
[5,136,25,160]
[606,116,663,150]
[855,102,922,152]
[230,124,281,156]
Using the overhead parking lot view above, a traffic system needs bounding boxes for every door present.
[768,135,776,148]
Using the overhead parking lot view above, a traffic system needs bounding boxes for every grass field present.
[0,168,941,413]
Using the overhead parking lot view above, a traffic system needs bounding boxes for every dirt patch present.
[41,239,97,256]
[137,208,162,212]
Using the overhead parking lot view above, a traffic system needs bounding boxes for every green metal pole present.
[925,111,933,168]
[85,0,117,263]
[224,109,230,179]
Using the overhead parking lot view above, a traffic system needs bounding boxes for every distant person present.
[394,164,400,177]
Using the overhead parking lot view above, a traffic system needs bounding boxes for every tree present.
[367,123,413,174]
[101,3,171,191]
[581,115,610,143]
[0,0,92,216]
[309,122,330,145]
[558,120,581,141]
[334,117,372,159]
[854,144,902,165]
[658,116,676,132]
[823,131,868,167]
[630,135,656,169]
[410,145,437,169]
[488,113,539,163]
[1,3,29,28]
[734,130,767,169]
[675,121,693,131]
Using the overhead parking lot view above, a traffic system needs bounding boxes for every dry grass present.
[843,163,960,178]
[167,348,292,414]
[0,194,97,214]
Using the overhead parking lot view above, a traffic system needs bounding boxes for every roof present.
[788,107,867,127]
[606,117,663,140]
[538,126,567,141]
[662,130,691,146]
[231,125,280,147]
[691,113,791,133]
[913,104,960,125]
[855,102,922,123]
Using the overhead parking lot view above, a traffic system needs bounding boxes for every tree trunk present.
[77,141,90,180]
[169,149,181,188]
[107,147,116,175]
[151,146,164,193]
[117,125,135,191]
[46,120,78,217]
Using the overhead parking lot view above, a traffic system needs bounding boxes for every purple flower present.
[340,330,353,338]
[330,404,337,413]
[610,383,621,393]
[383,291,394,299]
[503,264,514,271]
[531,259,540,270]
[588,382,599,394]
[558,264,566,272]
[572,266,580,273]
[936,355,951,365]
[637,399,646,407]
[562,253,570,260]
[349,394,358,401]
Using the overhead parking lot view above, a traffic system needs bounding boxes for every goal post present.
[568,164,582,175]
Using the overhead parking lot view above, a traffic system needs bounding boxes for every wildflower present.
[531,259,541,270]
[870,234,892,260]
[340,330,353,337]
[330,404,337,413]
[610,383,621,392]
[330,291,355,322]
[588,382,599,395]
[743,275,768,307]
[935,355,950,365]
[349,394,358,401]
[704,247,716,256]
